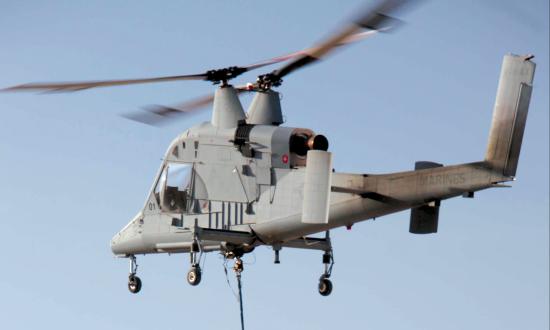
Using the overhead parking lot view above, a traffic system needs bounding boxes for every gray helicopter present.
[3,0,536,298]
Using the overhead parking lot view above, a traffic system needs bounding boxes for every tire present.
[187,266,202,286]
[318,278,332,296]
[128,275,142,294]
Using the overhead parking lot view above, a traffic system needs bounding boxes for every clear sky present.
[0,1,548,329]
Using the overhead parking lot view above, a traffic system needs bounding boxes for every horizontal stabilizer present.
[414,161,443,170]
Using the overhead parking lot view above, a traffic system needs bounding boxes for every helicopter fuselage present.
[110,120,506,256]
[111,54,534,260]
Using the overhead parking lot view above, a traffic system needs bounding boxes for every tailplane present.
[485,54,536,177]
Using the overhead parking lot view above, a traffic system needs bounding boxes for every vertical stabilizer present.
[485,54,536,177]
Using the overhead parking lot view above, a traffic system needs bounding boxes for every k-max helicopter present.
[4,0,536,297]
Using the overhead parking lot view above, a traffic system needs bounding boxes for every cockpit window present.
[167,163,192,190]
[154,163,192,213]
[154,167,167,201]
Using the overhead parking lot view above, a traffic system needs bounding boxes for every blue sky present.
[0,1,548,329]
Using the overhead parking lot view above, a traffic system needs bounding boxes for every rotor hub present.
[206,66,248,85]
[256,72,282,91]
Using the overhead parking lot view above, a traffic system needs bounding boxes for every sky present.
[0,1,548,329]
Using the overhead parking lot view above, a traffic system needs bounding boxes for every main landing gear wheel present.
[187,266,202,286]
[128,275,142,294]
[318,276,333,296]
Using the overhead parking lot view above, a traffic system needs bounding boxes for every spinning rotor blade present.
[123,84,254,126]
[2,17,390,95]
[122,29,382,126]
[4,0,420,127]
[2,74,209,93]
[261,0,415,86]
[1,49,316,93]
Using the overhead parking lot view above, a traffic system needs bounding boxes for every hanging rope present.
[234,258,245,330]
[223,259,239,300]
[221,255,246,330]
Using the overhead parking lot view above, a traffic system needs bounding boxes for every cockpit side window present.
[154,165,167,205]
[154,163,192,213]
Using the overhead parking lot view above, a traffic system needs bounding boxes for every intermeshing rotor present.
[1,0,418,126]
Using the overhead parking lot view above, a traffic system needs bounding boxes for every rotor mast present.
[2,0,410,129]
[246,89,283,126]
[211,85,246,128]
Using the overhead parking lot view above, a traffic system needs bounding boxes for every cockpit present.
[154,162,193,213]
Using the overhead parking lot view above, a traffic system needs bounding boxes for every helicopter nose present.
[110,213,146,256]
[110,233,124,254]
[111,230,147,256]
[111,234,145,256]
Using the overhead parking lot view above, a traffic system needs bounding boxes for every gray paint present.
[111,54,537,258]
[302,150,332,224]
[247,90,284,125]
[211,86,246,128]
[485,54,535,177]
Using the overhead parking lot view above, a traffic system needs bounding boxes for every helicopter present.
[2,0,536,299]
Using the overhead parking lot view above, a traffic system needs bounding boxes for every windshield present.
[154,163,192,213]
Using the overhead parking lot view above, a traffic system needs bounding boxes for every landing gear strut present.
[128,255,142,294]
[318,251,334,296]
[318,231,334,296]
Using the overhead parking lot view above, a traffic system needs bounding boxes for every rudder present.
[485,54,536,177]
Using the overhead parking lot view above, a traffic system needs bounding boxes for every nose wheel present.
[127,255,142,294]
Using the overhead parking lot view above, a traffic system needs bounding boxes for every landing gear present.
[317,251,334,296]
[127,255,142,294]
[317,231,334,297]
[187,237,203,286]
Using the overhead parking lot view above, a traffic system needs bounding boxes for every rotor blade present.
[271,0,414,80]
[0,48,308,93]
[252,29,382,72]
[123,84,253,126]
[2,74,209,93]
[121,28,380,125]
[2,25,389,94]
[2,37,353,93]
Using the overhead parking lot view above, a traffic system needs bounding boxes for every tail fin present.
[485,54,536,177]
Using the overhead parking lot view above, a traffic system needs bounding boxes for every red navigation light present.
[282,154,289,164]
